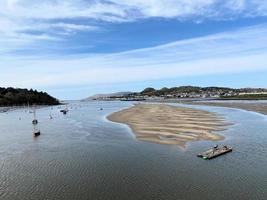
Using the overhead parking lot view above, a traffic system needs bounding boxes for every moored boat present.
[32,108,38,124]
[60,105,69,114]
[33,130,41,137]
[197,145,233,160]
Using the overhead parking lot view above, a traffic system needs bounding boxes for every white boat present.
[60,105,69,114]
[32,108,38,124]
[33,125,41,137]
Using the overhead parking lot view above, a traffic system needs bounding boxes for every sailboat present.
[60,105,68,114]
[32,107,38,124]
[33,124,41,137]
[32,108,40,137]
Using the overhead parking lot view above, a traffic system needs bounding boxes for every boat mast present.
[32,106,38,124]
[33,108,36,120]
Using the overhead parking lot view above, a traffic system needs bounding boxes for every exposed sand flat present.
[185,101,267,115]
[107,104,231,147]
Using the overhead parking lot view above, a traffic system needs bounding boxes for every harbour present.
[0,101,266,200]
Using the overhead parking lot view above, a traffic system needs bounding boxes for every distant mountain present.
[0,87,60,106]
[83,92,133,100]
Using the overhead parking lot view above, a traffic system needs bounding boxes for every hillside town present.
[89,86,267,101]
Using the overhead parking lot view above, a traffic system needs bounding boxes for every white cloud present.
[109,0,216,18]
[0,1,267,97]
[0,24,266,89]
[50,23,98,32]
[2,0,267,20]
[0,0,267,54]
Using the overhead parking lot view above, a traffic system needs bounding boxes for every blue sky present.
[0,0,267,99]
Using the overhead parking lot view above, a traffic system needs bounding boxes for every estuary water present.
[0,101,266,200]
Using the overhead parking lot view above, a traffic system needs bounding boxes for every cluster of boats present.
[31,105,68,137]
[26,104,233,160]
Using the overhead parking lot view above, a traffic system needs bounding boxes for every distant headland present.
[0,87,60,107]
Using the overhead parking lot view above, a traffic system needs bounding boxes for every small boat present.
[33,124,41,137]
[197,145,233,160]
[2,108,8,113]
[32,108,38,124]
[33,130,41,137]
[99,102,103,110]
[60,105,69,114]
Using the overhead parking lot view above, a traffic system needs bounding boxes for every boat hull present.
[33,131,41,137]
[198,146,233,160]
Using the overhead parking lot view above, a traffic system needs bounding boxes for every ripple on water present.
[0,102,267,200]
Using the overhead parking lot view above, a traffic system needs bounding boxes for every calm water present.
[0,101,267,200]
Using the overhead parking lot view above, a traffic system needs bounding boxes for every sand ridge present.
[107,104,231,147]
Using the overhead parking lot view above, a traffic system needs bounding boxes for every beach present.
[184,100,267,115]
[107,104,230,147]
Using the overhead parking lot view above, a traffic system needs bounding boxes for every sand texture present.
[107,104,230,147]
[185,101,267,115]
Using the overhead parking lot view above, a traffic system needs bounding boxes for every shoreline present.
[137,98,267,115]
[107,104,230,147]
[0,104,61,113]
[182,100,267,115]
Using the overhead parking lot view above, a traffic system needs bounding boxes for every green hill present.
[0,87,60,106]
[140,86,233,96]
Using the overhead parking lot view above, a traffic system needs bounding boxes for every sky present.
[0,0,267,99]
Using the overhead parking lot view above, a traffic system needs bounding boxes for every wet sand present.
[185,101,267,115]
[107,104,230,147]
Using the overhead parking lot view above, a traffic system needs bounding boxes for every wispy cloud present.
[2,0,267,20]
[0,0,267,54]
[1,24,266,89]
[0,1,267,98]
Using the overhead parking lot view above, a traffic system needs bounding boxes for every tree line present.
[0,87,60,106]
[140,86,234,96]
[139,86,267,97]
